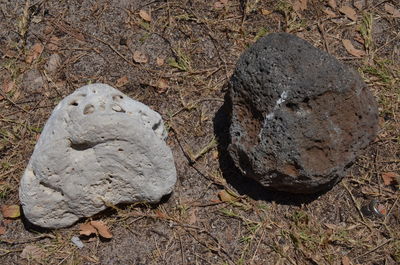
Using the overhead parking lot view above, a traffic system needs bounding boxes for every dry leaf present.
[328,0,337,9]
[354,34,365,44]
[116,76,129,87]
[20,245,45,261]
[133,51,148,64]
[26,43,44,64]
[156,57,164,66]
[381,172,399,186]
[90,221,112,239]
[214,1,224,9]
[2,80,15,93]
[339,6,357,21]
[156,79,169,93]
[47,36,61,51]
[218,190,235,202]
[0,226,6,235]
[261,8,272,15]
[188,209,197,224]
[4,49,17,58]
[342,39,365,57]
[324,223,338,230]
[139,10,151,22]
[323,8,336,18]
[1,205,20,219]
[79,222,97,236]
[353,0,363,11]
[293,0,308,12]
[384,4,400,18]
[342,256,351,265]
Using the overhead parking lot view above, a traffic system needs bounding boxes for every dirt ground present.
[0,0,399,264]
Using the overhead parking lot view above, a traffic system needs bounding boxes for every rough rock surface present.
[228,33,378,193]
[20,83,176,228]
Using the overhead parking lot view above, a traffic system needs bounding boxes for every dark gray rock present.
[228,33,378,193]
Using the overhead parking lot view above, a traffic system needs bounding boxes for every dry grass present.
[0,0,399,264]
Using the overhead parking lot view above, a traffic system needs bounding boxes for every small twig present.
[0,90,30,114]
[342,181,366,222]
[0,247,24,257]
[0,234,55,245]
[178,234,184,265]
[250,226,267,264]
[191,137,217,162]
[355,238,393,259]
[384,196,399,224]
[171,98,224,118]
[318,22,331,54]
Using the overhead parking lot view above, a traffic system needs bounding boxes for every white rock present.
[19,83,176,228]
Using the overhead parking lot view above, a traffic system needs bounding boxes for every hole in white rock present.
[70,101,78,106]
[112,104,126,113]
[112,95,124,101]
[70,142,95,151]
[83,104,95,115]
[118,148,123,151]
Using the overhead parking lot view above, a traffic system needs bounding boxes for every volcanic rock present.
[19,83,176,228]
[228,33,378,193]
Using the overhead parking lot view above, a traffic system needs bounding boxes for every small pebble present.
[71,236,84,249]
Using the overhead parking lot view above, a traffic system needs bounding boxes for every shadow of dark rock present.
[213,91,330,206]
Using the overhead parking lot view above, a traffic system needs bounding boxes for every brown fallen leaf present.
[79,222,97,236]
[188,209,197,225]
[342,39,365,57]
[339,6,357,21]
[353,0,363,11]
[26,43,44,64]
[0,226,6,235]
[381,172,399,186]
[156,57,164,66]
[116,76,129,88]
[139,10,151,22]
[214,1,224,9]
[156,79,169,93]
[4,49,17,58]
[293,0,307,12]
[324,223,338,230]
[90,221,112,239]
[2,80,15,93]
[218,190,236,202]
[133,51,149,64]
[261,8,272,15]
[47,36,61,51]
[323,8,336,18]
[1,205,21,219]
[20,245,45,261]
[342,255,351,265]
[384,3,400,18]
[328,0,337,9]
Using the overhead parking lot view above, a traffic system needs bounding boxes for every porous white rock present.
[19,83,176,228]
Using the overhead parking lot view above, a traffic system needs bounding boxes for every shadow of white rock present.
[19,83,176,228]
